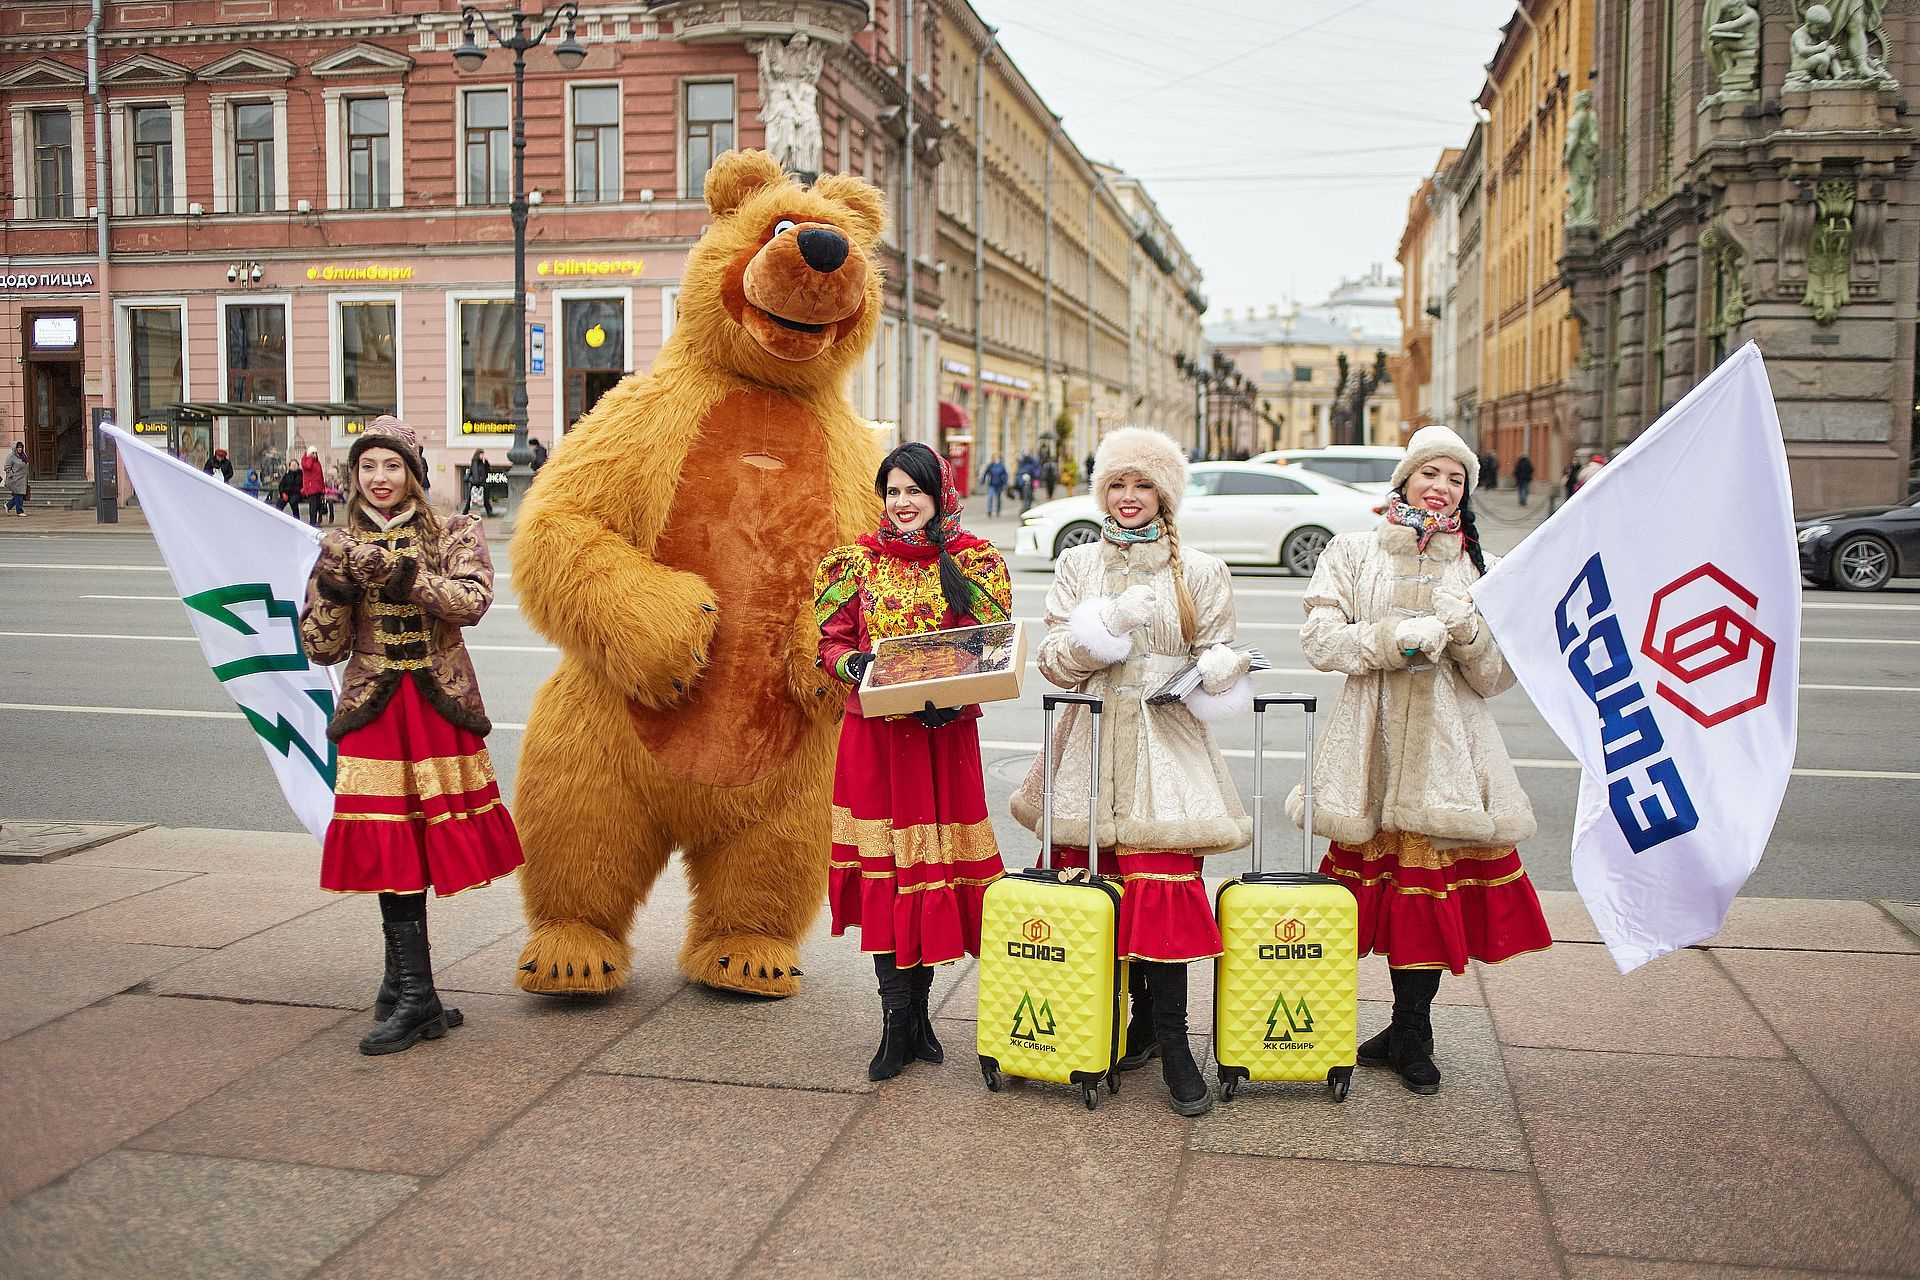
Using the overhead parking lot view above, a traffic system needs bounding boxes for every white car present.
[1014,462,1381,575]
[1249,445,1404,495]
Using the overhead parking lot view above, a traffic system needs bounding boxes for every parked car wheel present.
[1281,525,1332,576]
[1054,521,1101,557]
[1831,533,1895,591]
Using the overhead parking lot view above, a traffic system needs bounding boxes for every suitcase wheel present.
[1081,1081,1101,1110]
[1106,1068,1120,1096]
[981,1063,1002,1093]
[1328,1067,1352,1103]
[1216,1064,1246,1101]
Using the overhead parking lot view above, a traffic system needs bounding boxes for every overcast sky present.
[967,0,1518,316]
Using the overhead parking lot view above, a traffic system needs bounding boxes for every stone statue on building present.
[751,32,827,178]
[1702,0,1761,104]
[1803,177,1856,325]
[1787,1,1897,90]
[1563,90,1599,229]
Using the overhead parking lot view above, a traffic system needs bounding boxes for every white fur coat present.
[1285,523,1537,849]
[1010,536,1254,856]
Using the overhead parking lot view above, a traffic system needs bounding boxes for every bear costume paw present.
[515,920,631,994]
[681,933,803,998]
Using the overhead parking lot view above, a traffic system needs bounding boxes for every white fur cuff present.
[1185,674,1253,724]
[1069,597,1134,665]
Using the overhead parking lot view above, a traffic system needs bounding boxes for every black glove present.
[915,700,963,729]
[843,651,874,685]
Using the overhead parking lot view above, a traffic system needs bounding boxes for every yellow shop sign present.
[536,257,644,278]
[306,263,417,282]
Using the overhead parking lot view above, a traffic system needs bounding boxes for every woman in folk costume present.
[815,442,1012,1082]
[299,415,524,1056]
[1290,424,1551,1094]
[1010,427,1254,1117]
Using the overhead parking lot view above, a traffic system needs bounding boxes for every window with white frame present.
[31,108,75,218]
[129,106,173,216]
[345,97,391,209]
[463,89,510,205]
[338,300,399,431]
[570,85,619,202]
[458,299,517,434]
[232,101,277,213]
[682,81,733,197]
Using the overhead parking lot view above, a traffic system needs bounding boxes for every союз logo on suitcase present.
[1007,916,1065,962]
[1259,917,1324,960]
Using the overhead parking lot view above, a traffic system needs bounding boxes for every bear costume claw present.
[683,935,802,998]
[515,921,630,995]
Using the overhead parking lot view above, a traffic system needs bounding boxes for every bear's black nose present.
[796,227,849,273]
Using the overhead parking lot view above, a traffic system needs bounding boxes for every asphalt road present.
[3,523,1917,900]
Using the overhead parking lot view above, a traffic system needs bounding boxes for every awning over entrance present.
[938,400,968,430]
[166,401,389,418]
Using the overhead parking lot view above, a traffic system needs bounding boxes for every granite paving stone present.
[319,1075,855,1280]
[1161,1153,1562,1279]
[0,821,149,864]
[1189,1002,1531,1172]
[0,993,345,1204]
[149,884,523,1009]
[0,1150,417,1280]
[1716,948,1920,1195]
[1878,899,1920,944]
[736,1053,1193,1278]
[591,984,887,1094]
[25,873,333,949]
[1537,889,1602,943]
[0,933,202,1041]
[1565,1258,1916,1280]
[1704,897,1919,954]
[0,863,191,936]
[63,825,324,878]
[133,991,655,1176]
[1481,942,1785,1058]
[1506,1046,1920,1273]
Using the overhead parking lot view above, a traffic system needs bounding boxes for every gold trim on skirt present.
[335,752,498,803]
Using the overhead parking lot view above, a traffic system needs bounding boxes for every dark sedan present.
[1797,494,1920,590]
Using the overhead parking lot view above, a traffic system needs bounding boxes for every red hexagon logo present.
[1022,917,1051,944]
[1274,918,1306,943]
[1640,563,1776,728]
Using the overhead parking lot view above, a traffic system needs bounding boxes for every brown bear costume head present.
[665,149,886,392]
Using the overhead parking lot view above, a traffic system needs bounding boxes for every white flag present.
[107,425,338,841]
[1471,343,1800,972]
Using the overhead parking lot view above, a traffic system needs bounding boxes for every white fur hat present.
[1389,424,1480,492]
[1091,427,1190,520]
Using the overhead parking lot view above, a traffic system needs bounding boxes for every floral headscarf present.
[875,448,964,550]
[1383,491,1463,553]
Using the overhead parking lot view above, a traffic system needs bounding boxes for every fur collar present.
[1100,532,1173,573]
[1378,520,1462,561]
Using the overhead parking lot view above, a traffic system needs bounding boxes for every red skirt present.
[321,678,524,896]
[1050,846,1223,963]
[1322,831,1551,974]
[828,711,1003,968]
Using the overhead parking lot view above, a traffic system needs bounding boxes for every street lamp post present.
[453,5,585,533]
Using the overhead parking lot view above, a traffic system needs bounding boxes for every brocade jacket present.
[297,507,494,741]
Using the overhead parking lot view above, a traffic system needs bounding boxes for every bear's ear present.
[810,172,887,246]
[705,149,787,218]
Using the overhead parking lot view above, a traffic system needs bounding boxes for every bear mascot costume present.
[509,149,885,998]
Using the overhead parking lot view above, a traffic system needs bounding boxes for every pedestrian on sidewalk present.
[1563,457,1584,499]
[1042,454,1060,500]
[1478,451,1498,492]
[1016,453,1038,515]
[204,448,234,485]
[1578,452,1607,490]
[300,447,327,526]
[299,415,524,1057]
[1012,427,1255,1118]
[4,442,28,515]
[463,450,493,518]
[1513,453,1534,507]
[1291,424,1550,1095]
[815,442,1011,1083]
[981,455,1008,517]
[278,459,303,514]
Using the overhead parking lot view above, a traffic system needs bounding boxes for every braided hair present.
[1457,488,1488,577]
[1160,514,1201,644]
[875,443,973,621]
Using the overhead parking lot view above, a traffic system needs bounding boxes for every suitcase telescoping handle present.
[1041,692,1103,873]
[1251,693,1317,875]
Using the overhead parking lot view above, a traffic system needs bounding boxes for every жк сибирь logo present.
[1010,991,1057,1049]
[1263,993,1316,1046]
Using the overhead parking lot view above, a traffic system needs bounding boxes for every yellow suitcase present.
[1214,693,1358,1102]
[977,692,1125,1110]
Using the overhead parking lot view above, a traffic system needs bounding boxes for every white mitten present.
[1394,615,1449,661]
[1100,584,1159,634]
[1431,586,1479,645]
[1194,642,1244,694]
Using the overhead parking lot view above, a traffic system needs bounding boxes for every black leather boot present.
[1385,967,1442,1094]
[869,953,914,1081]
[372,892,461,1028]
[1144,962,1213,1116]
[373,943,463,1028]
[359,919,451,1056]
[907,964,943,1064]
[1118,963,1159,1070]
